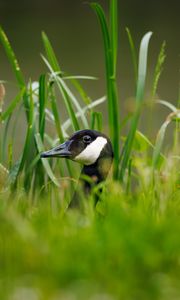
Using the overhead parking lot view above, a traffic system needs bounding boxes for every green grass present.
[0,181,180,300]
[0,0,180,299]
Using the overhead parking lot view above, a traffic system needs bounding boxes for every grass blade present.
[119,32,152,181]
[136,32,153,104]
[64,75,97,80]
[91,2,120,179]
[49,85,64,142]
[42,31,61,72]
[152,110,180,169]
[0,27,31,122]
[1,115,11,162]
[126,27,138,84]
[35,133,60,187]
[110,0,118,73]
[0,88,25,121]
[90,111,102,131]
[39,74,46,140]
[156,99,177,112]
[0,27,25,88]
[152,120,169,169]
[17,86,35,176]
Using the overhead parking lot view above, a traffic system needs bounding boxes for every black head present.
[41,129,113,166]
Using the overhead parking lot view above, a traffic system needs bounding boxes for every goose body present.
[41,129,113,207]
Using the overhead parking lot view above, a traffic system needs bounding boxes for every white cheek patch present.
[74,137,107,165]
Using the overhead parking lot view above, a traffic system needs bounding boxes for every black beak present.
[40,140,72,158]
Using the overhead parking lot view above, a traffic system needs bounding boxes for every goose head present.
[41,129,113,175]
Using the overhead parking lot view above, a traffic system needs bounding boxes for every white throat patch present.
[74,136,107,165]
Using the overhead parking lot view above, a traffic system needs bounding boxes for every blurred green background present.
[0,0,180,155]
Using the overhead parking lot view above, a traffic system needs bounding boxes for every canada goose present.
[41,129,114,207]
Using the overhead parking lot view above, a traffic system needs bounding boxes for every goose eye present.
[83,135,91,144]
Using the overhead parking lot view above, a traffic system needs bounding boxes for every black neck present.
[81,157,113,193]
[69,156,113,208]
